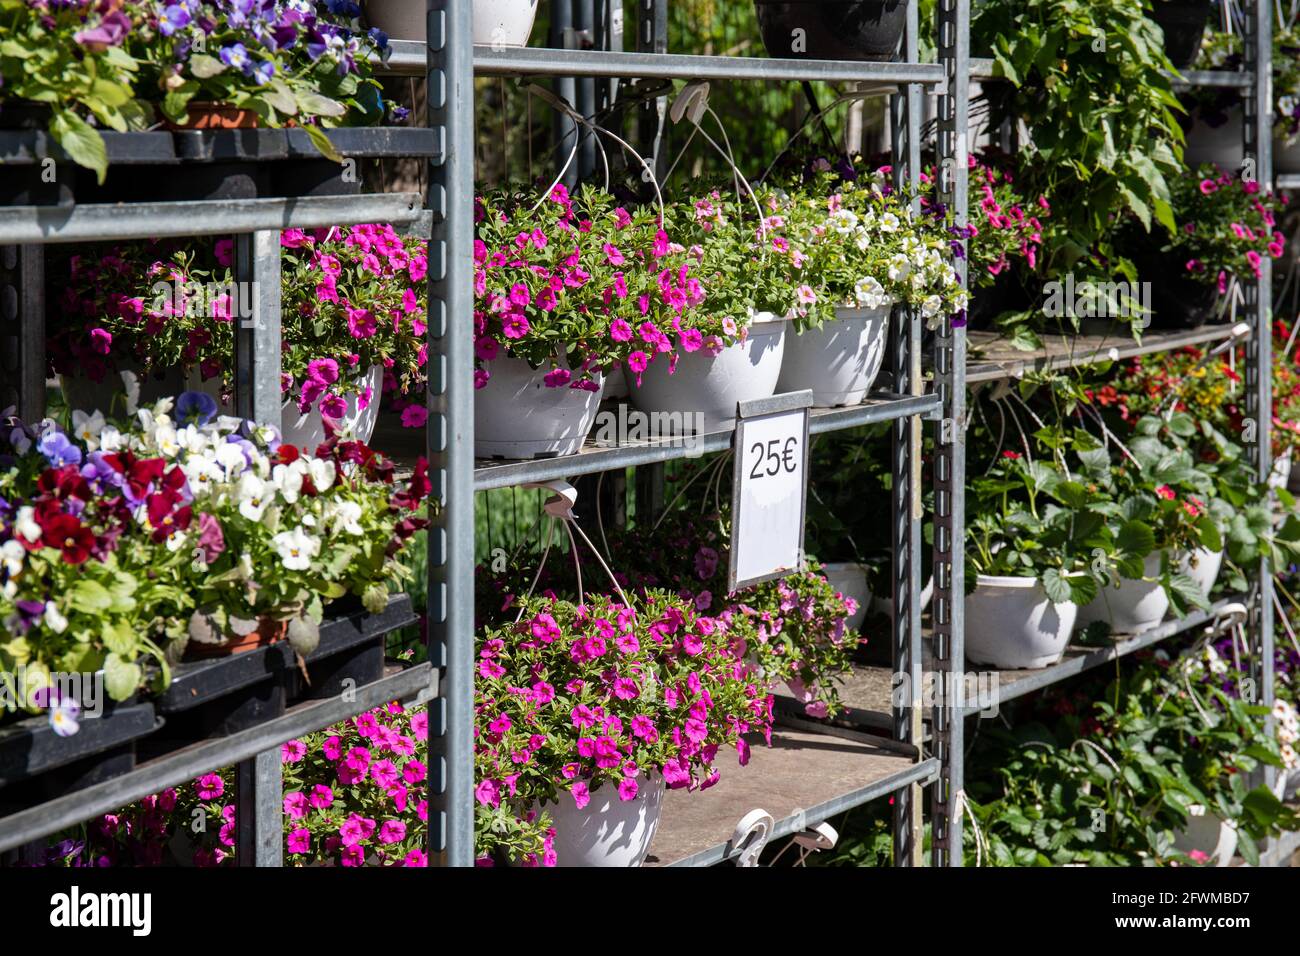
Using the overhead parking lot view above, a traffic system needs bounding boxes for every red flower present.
[41,513,96,565]
[1155,484,1176,501]
[37,466,92,502]
[1001,450,1021,459]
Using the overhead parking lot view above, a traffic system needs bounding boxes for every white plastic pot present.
[282,365,383,450]
[544,776,665,867]
[59,363,185,418]
[820,562,871,631]
[965,575,1077,669]
[775,305,889,408]
[474,356,605,459]
[1184,104,1300,173]
[1173,806,1237,867]
[1285,767,1300,803]
[626,314,786,430]
[1076,553,1169,635]
[366,0,540,47]
[190,365,384,451]
[1181,548,1225,599]
[1278,136,1300,175]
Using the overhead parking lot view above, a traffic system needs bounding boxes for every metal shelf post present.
[889,0,926,868]
[426,0,477,867]
[1244,0,1277,788]
[931,0,970,868]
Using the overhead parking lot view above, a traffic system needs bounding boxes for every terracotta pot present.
[166,104,261,130]
[186,618,288,659]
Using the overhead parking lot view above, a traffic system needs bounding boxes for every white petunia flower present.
[887,254,911,282]
[878,212,900,233]
[828,209,859,235]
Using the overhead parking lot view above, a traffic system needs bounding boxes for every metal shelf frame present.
[0,0,1290,871]
[929,0,1285,867]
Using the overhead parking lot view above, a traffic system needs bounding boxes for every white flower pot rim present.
[974,572,1085,588]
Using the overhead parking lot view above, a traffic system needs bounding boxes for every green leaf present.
[1195,515,1223,553]
[69,579,113,614]
[103,653,142,702]
[189,54,227,79]
[1041,567,1072,604]
[295,90,347,118]
[302,124,344,164]
[1115,520,1156,561]
[49,108,107,182]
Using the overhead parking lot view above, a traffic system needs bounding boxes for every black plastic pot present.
[0,698,157,793]
[139,594,416,759]
[1,126,436,204]
[754,0,907,61]
[1149,0,1213,71]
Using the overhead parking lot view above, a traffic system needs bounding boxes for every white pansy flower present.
[214,442,248,478]
[15,506,41,544]
[308,457,336,492]
[154,425,181,459]
[71,410,106,450]
[332,500,365,535]
[272,460,308,504]
[183,456,222,496]
[273,528,321,571]
[237,473,270,521]
[165,530,188,553]
[44,602,68,633]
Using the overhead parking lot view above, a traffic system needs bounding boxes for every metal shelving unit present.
[925,0,1284,868]
[0,0,1291,871]
[448,0,966,867]
[0,3,463,866]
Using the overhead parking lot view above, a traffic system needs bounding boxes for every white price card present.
[728,391,813,591]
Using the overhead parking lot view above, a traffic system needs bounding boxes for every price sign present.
[728,390,813,591]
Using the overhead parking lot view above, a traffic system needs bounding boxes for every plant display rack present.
[0,0,1290,869]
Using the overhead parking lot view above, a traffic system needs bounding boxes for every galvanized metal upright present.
[930,0,970,868]
[426,0,477,867]
[0,246,43,423]
[1243,0,1277,778]
[232,229,284,867]
[889,0,925,868]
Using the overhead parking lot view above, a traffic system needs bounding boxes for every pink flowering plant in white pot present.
[48,224,428,427]
[473,184,707,391]
[473,590,774,865]
[664,185,810,348]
